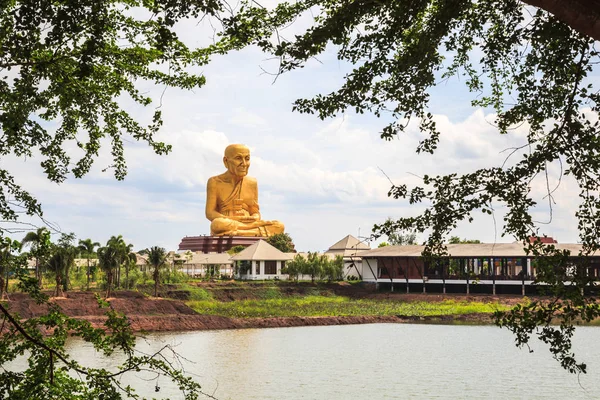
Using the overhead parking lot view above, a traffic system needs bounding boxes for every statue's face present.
[224,145,251,177]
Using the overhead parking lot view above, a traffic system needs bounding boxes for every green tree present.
[266,233,295,253]
[46,233,76,297]
[282,254,308,282]
[124,251,138,290]
[0,0,227,228]
[106,235,131,288]
[0,2,231,397]
[387,231,417,246]
[303,252,324,283]
[448,237,482,244]
[378,219,418,246]
[222,1,600,373]
[78,238,100,290]
[0,237,23,299]
[21,227,52,286]
[382,218,417,246]
[148,246,168,297]
[378,242,390,248]
[0,269,203,399]
[227,245,247,255]
[97,244,119,299]
[321,255,344,282]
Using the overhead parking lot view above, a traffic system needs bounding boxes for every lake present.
[59,323,600,399]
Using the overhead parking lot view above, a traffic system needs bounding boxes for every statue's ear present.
[222,156,228,169]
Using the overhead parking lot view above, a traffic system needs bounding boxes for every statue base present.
[178,235,264,253]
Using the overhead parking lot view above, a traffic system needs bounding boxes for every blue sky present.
[1,7,591,252]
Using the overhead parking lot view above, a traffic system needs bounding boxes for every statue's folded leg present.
[210,217,240,236]
[263,221,285,236]
[211,218,285,237]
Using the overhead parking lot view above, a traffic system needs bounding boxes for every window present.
[265,260,277,275]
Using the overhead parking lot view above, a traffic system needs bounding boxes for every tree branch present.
[522,0,600,41]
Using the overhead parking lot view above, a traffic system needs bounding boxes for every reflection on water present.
[61,324,600,399]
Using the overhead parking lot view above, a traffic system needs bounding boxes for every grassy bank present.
[187,296,511,319]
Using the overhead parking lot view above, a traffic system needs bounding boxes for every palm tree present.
[98,245,119,298]
[78,238,100,290]
[22,227,51,286]
[106,235,130,288]
[46,245,75,297]
[124,251,137,290]
[0,237,21,299]
[147,246,167,297]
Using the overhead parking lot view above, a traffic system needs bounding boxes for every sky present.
[0,6,593,252]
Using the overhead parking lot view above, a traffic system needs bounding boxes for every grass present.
[187,296,511,319]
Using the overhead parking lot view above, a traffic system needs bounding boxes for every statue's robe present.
[207,176,284,237]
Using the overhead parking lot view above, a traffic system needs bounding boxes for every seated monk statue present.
[205,144,285,237]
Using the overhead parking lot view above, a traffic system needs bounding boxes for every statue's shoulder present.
[208,173,228,186]
[245,176,258,187]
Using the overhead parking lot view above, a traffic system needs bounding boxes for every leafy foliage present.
[282,253,343,282]
[21,227,52,285]
[0,271,204,399]
[266,233,295,253]
[0,0,226,227]
[97,242,120,299]
[0,237,24,299]
[227,245,247,255]
[304,252,324,283]
[45,233,76,296]
[383,218,418,246]
[320,255,344,282]
[448,236,481,244]
[282,254,307,282]
[219,1,600,373]
[147,246,168,297]
[78,238,100,290]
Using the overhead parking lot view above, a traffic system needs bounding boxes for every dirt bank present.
[3,288,501,333]
[76,313,495,332]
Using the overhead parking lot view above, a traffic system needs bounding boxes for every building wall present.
[180,264,233,278]
[344,260,362,278]
[238,260,287,280]
[362,257,426,281]
[377,257,425,280]
[362,258,377,281]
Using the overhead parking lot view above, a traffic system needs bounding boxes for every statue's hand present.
[235,215,259,223]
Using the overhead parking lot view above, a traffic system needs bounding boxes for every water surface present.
[63,324,600,399]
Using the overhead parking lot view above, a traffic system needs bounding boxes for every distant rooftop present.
[327,234,370,251]
[231,240,294,261]
[359,243,591,258]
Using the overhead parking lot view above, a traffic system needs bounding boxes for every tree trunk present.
[105,270,113,299]
[55,274,63,297]
[125,264,129,290]
[35,258,40,288]
[0,267,5,300]
[63,263,69,293]
[523,0,600,42]
[154,267,159,297]
[86,258,91,290]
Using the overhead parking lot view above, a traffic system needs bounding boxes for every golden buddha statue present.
[205,144,285,237]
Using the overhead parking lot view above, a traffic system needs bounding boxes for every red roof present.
[528,236,558,244]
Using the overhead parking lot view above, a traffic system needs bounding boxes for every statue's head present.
[223,144,251,178]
